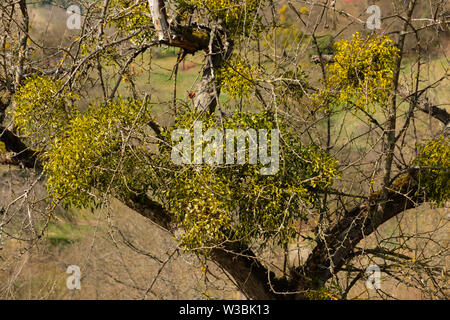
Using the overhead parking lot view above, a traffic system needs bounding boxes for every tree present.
[0,0,449,299]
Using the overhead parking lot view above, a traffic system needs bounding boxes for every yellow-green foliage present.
[44,98,154,208]
[415,135,450,204]
[13,76,77,148]
[217,58,256,98]
[305,287,339,300]
[322,33,399,112]
[176,0,263,34]
[159,111,339,250]
[109,0,154,43]
[38,94,339,251]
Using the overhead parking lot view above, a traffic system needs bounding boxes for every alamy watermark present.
[366,5,381,30]
[66,4,81,30]
[66,265,81,290]
[365,264,381,290]
[171,121,280,175]
[343,1,381,30]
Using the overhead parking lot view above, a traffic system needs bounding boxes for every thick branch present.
[147,0,232,113]
[398,84,450,126]
[122,193,280,300]
[148,0,170,42]
[293,171,421,296]
[0,126,41,169]
[210,244,283,300]
[147,0,209,53]
[123,194,172,231]
[15,0,29,86]
[418,103,450,126]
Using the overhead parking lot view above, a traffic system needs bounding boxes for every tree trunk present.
[148,0,170,42]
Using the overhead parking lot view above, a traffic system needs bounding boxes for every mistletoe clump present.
[158,110,339,251]
[320,33,399,112]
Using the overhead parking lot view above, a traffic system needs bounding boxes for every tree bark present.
[148,0,170,42]
[193,34,233,113]
[120,193,282,300]
[292,171,421,297]
[0,126,41,169]
[147,0,232,113]
[210,245,281,300]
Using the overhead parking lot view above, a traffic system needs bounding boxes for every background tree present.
[0,0,449,299]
